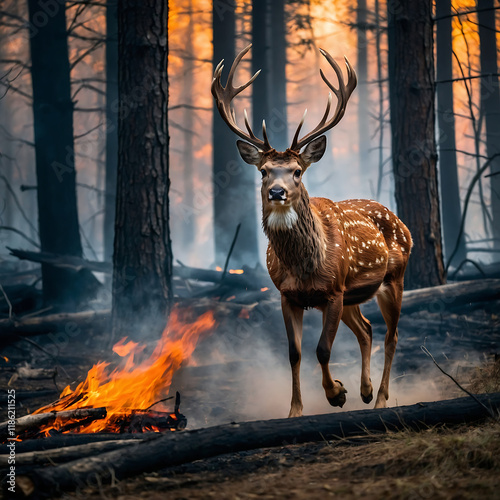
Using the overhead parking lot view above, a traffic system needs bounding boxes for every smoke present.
[174,304,476,428]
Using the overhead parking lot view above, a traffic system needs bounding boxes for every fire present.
[32,307,216,435]
[215,266,244,274]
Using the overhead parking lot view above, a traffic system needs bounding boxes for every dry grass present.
[469,356,500,394]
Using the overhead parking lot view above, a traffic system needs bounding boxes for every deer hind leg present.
[281,295,305,418]
[374,278,404,408]
[318,296,347,407]
[342,305,373,404]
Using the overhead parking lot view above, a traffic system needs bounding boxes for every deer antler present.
[290,49,357,152]
[211,44,272,151]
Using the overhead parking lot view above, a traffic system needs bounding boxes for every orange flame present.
[215,266,244,274]
[33,307,216,434]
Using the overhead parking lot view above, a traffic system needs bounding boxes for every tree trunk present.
[213,1,259,267]
[103,0,119,263]
[252,0,270,141]
[357,0,370,179]
[181,0,195,254]
[477,0,500,250]
[112,0,172,338]
[269,0,288,151]
[387,0,445,289]
[435,0,466,268]
[27,0,92,306]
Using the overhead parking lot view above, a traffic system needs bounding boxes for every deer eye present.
[294,169,302,178]
[261,169,267,179]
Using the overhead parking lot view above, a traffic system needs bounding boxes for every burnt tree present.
[477,0,500,250]
[212,0,259,267]
[180,0,195,252]
[251,0,270,144]
[104,0,119,263]
[435,0,465,266]
[112,0,172,337]
[356,0,370,177]
[387,0,445,289]
[27,0,96,306]
[269,0,288,151]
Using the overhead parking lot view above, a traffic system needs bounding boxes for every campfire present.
[18,307,216,439]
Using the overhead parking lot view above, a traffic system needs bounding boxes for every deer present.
[212,45,412,417]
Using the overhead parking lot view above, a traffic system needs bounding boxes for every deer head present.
[211,44,357,227]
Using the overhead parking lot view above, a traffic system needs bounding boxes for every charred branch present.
[0,407,106,441]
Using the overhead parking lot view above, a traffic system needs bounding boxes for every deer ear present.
[237,140,262,166]
[300,136,327,165]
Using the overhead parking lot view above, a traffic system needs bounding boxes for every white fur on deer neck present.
[263,194,327,281]
[266,206,299,230]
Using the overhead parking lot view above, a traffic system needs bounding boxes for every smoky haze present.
[174,302,477,428]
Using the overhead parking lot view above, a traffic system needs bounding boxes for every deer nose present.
[269,187,286,201]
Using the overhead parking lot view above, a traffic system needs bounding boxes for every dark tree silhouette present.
[212,0,258,267]
[27,0,97,306]
[104,0,119,264]
[356,0,370,176]
[387,0,445,289]
[180,0,195,253]
[269,0,288,151]
[252,0,270,143]
[477,0,500,250]
[435,0,465,266]
[112,0,172,337]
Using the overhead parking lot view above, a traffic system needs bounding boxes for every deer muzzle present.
[268,187,287,201]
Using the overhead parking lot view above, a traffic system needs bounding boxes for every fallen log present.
[363,279,500,321]
[0,407,106,441]
[13,364,57,381]
[9,432,159,454]
[0,390,58,404]
[13,393,500,498]
[0,309,111,338]
[7,248,112,274]
[0,439,141,467]
[8,248,273,290]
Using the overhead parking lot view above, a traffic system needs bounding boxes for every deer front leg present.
[281,295,304,418]
[318,295,346,407]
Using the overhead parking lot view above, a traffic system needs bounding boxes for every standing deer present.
[212,45,412,417]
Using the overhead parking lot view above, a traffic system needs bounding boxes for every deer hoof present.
[327,380,347,407]
[361,390,373,404]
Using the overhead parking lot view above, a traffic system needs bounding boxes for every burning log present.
[13,393,500,498]
[0,407,107,441]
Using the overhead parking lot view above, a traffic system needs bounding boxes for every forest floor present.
[66,357,500,500]
[1,295,499,499]
[66,419,500,500]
